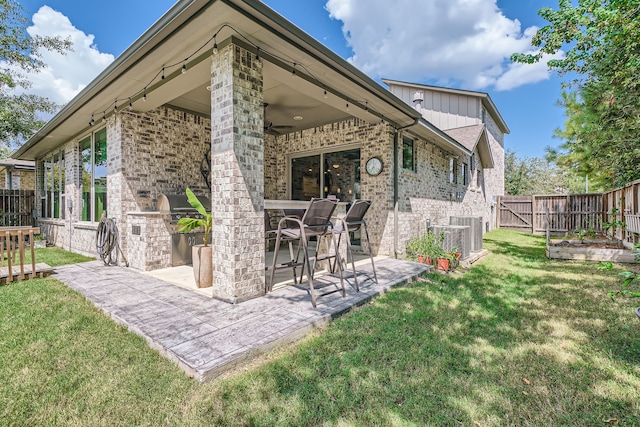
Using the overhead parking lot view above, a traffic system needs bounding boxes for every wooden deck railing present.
[0,226,45,283]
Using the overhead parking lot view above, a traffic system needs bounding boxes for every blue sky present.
[17,0,567,159]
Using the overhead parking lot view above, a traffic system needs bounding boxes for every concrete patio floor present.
[52,257,430,382]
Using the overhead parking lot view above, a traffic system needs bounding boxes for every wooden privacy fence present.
[603,179,640,243]
[498,179,640,245]
[0,190,35,227]
[497,194,603,234]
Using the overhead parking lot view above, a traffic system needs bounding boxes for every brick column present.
[210,43,265,303]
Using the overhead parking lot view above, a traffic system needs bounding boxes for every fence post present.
[546,207,550,245]
[566,194,571,235]
[496,196,501,229]
[531,195,536,233]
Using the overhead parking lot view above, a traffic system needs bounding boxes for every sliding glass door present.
[290,147,361,202]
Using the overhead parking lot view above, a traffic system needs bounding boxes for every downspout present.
[392,119,419,259]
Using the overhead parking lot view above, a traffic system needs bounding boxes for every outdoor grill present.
[157,193,211,266]
[157,193,211,224]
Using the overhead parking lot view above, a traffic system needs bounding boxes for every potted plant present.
[448,246,461,269]
[177,188,213,288]
[405,234,425,263]
[422,231,445,266]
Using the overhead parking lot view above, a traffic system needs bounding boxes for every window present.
[449,157,458,184]
[80,127,107,222]
[462,162,469,186]
[470,154,481,189]
[402,136,415,171]
[41,150,65,219]
[290,147,361,202]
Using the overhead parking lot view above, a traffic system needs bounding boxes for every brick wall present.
[209,43,265,303]
[264,118,503,257]
[266,119,394,255]
[126,213,172,270]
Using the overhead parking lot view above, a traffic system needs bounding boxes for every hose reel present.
[96,213,129,267]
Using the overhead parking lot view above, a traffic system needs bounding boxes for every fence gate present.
[497,196,533,231]
[497,194,603,234]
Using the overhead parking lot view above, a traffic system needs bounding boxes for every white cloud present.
[19,6,114,105]
[325,0,558,91]
[495,51,564,91]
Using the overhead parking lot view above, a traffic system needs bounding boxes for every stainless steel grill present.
[157,193,211,224]
[157,193,211,266]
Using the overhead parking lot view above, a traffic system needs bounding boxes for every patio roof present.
[14,0,461,161]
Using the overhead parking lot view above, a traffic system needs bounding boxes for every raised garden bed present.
[546,239,636,263]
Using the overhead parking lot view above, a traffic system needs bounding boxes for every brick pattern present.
[481,107,505,206]
[33,56,504,297]
[117,107,211,213]
[126,213,172,270]
[263,117,503,257]
[38,136,99,256]
[266,119,393,255]
[209,43,265,303]
[0,170,35,190]
[114,107,211,270]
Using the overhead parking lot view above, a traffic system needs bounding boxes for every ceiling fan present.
[263,103,293,135]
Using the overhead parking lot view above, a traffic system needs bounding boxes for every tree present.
[0,0,70,154]
[504,149,586,195]
[512,0,640,188]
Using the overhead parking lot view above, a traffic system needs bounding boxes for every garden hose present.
[96,214,129,267]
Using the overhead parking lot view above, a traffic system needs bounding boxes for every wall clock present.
[365,157,383,176]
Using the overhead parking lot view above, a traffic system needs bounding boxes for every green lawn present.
[1,230,639,426]
[5,246,95,267]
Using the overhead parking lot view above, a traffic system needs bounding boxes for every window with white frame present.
[79,127,107,222]
[41,150,65,219]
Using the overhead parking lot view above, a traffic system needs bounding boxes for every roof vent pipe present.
[412,91,424,113]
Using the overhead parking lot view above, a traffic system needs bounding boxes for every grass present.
[4,246,95,267]
[1,230,639,426]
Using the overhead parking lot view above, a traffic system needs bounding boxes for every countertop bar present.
[264,199,348,210]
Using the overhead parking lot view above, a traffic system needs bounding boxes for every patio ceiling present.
[15,0,424,160]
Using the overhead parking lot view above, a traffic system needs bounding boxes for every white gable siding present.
[388,85,481,130]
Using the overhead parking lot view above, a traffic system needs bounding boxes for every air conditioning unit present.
[431,225,470,260]
[450,216,483,252]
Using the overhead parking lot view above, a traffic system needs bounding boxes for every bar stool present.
[332,200,378,291]
[268,198,345,307]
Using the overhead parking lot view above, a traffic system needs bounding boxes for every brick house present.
[0,159,35,190]
[13,0,508,303]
